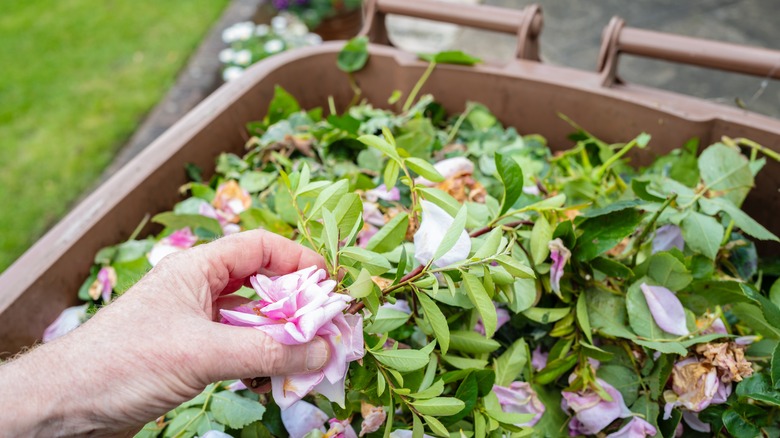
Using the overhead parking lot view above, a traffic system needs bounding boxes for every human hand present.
[0,230,330,437]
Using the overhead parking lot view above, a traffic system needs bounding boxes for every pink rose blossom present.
[494,381,545,427]
[365,184,401,202]
[548,238,570,295]
[640,283,690,336]
[43,304,88,343]
[147,227,198,266]
[282,400,329,438]
[220,266,364,410]
[605,417,657,438]
[475,304,510,336]
[414,201,471,268]
[562,378,632,435]
[212,180,252,221]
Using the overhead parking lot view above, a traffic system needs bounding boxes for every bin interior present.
[1,41,778,355]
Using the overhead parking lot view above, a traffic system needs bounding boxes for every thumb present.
[198,323,330,382]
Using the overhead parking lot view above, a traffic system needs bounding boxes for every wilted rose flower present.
[43,304,88,343]
[652,224,684,254]
[663,357,731,419]
[325,418,358,438]
[475,304,510,336]
[360,402,386,436]
[415,157,485,202]
[282,400,329,438]
[414,201,471,268]
[548,238,571,294]
[88,266,117,302]
[639,283,690,336]
[147,227,198,266]
[695,342,753,383]
[532,346,548,371]
[562,378,632,435]
[220,266,364,409]
[365,184,400,203]
[212,180,252,222]
[494,381,545,427]
[605,417,657,438]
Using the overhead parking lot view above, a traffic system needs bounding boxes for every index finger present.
[190,229,326,294]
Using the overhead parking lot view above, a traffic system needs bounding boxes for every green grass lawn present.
[0,0,229,271]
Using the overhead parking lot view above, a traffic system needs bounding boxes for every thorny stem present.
[630,193,678,267]
[724,136,780,162]
[347,265,425,314]
[469,220,533,238]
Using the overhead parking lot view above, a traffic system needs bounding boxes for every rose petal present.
[42,304,88,343]
[652,224,685,254]
[272,372,324,410]
[640,283,690,336]
[414,200,471,268]
[605,417,658,438]
[682,411,711,433]
[282,401,329,438]
[415,157,474,186]
[548,238,571,294]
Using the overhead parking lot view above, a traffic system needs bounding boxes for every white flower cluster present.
[219,14,323,82]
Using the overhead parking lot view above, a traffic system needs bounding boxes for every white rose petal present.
[413,200,471,268]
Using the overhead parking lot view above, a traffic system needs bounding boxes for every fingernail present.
[306,338,330,371]
[250,377,270,388]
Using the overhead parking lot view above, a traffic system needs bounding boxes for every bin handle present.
[359,0,543,61]
[598,16,780,87]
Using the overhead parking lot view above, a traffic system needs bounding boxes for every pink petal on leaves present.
[640,283,690,336]
[282,400,329,438]
[548,238,571,295]
[605,417,658,438]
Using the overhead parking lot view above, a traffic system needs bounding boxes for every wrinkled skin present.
[0,230,330,437]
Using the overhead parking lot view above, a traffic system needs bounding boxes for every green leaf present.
[494,338,528,386]
[494,255,535,279]
[630,395,660,436]
[310,179,349,218]
[441,355,488,370]
[416,290,450,354]
[590,257,633,278]
[384,160,400,191]
[267,86,301,124]
[463,272,497,337]
[163,408,206,438]
[365,308,410,333]
[405,157,444,182]
[239,208,294,237]
[681,211,724,260]
[580,199,645,218]
[410,379,445,399]
[441,373,478,424]
[240,421,273,438]
[699,197,778,241]
[773,342,780,388]
[633,340,687,356]
[339,247,391,275]
[646,252,692,291]
[210,390,266,429]
[433,206,468,262]
[347,268,374,299]
[366,213,409,253]
[508,278,537,313]
[575,208,645,261]
[418,50,482,65]
[358,134,399,160]
[522,307,570,324]
[152,212,222,236]
[239,171,276,193]
[372,342,434,372]
[332,193,364,238]
[735,374,780,406]
[598,365,640,406]
[732,303,780,339]
[417,187,461,217]
[530,214,552,265]
[337,36,369,73]
[321,208,339,266]
[534,354,578,385]
[411,397,465,416]
[698,143,753,207]
[576,293,594,344]
[722,408,761,438]
[495,153,524,215]
[423,415,450,437]
[585,287,636,339]
[449,330,501,354]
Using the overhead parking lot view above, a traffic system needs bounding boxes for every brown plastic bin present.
[1,0,779,355]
